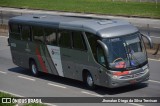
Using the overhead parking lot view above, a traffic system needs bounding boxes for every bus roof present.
[9,14,138,38]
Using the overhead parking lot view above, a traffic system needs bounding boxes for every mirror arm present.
[141,34,153,49]
[97,40,109,58]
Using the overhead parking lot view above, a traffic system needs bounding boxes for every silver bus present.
[8,15,152,88]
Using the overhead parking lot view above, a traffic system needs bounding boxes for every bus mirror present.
[141,34,153,49]
[97,40,109,57]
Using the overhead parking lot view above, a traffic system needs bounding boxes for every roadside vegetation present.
[0,92,15,106]
[0,92,45,106]
[0,0,159,18]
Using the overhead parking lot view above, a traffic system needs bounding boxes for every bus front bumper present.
[107,68,150,88]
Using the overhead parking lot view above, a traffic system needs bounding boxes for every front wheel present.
[84,72,95,89]
[30,60,39,77]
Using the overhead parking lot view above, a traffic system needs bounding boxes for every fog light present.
[112,75,118,79]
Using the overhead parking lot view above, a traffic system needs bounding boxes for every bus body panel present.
[8,15,150,88]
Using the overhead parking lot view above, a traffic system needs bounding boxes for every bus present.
[8,14,153,88]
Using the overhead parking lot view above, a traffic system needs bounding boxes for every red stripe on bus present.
[36,47,48,73]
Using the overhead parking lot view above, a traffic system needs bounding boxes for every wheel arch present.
[82,69,90,82]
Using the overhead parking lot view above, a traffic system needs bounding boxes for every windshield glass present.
[102,32,147,70]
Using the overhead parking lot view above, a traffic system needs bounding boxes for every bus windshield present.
[102,33,147,71]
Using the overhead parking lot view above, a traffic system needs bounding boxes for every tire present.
[84,72,95,89]
[30,60,39,77]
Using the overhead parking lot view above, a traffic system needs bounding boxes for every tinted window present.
[44,28,57,45]
[32,26,44,43]
[58,31,71,48]
[21,26,31,41]
[72,32,86,50]
[86,32,106,66]
[10,24,21,40]
[86,32,99,59]
[10,24,20,33]
[97,45,106,67]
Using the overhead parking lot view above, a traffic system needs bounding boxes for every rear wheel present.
[84,72,95,89]
[30,60,39,77]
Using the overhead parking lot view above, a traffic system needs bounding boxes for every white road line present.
[152,27,160,29]
[45,103,57,106]
[128,103,144,106]
[81,91,103,97]
[149,80,160,84]
[148,58,160,62]
[48,83,67,89]
[150,36,160,39]
[0,71,7,74]
[18,76,35,81]
[0,89,57,106]
[0,89,23,97]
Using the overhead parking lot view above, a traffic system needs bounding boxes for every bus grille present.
[119,71,145,79]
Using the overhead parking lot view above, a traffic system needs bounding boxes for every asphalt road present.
[0,36,160,106]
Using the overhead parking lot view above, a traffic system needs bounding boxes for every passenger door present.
[71,31,88,80]
[58,30,73,78]
[44,28,61,75]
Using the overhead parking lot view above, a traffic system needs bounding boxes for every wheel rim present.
[32,64,37,75]
[87,74,93,87]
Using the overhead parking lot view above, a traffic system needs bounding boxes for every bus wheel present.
[30,60,39,77]
[85,72,95,89]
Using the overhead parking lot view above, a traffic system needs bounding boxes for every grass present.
[0,92,15,106]
[0,92,46,106]
[0,0,159,18]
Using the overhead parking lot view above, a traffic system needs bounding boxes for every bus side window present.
[86,32,98,59]
[21,25,31,41]
[10,23,21,40]
[72,31,86,51]
[58,30,72,48]
[44,28,57,46]
[32,26,44,43]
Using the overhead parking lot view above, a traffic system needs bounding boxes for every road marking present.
[0,71,7,74]
[0,89,57,106]
[150,36,160,38]
[81,91,103,97]
[18,76,35,81]
[48,83,67,89]
[0,89,23,97]
[149,80,160,84]
[148,58,160,62]
[128,103,144,106]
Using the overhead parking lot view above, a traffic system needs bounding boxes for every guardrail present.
[0,10,159,56]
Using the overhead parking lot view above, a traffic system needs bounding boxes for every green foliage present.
[0,92,15,106]
[0,0,159,18]
[0,92,46,106]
